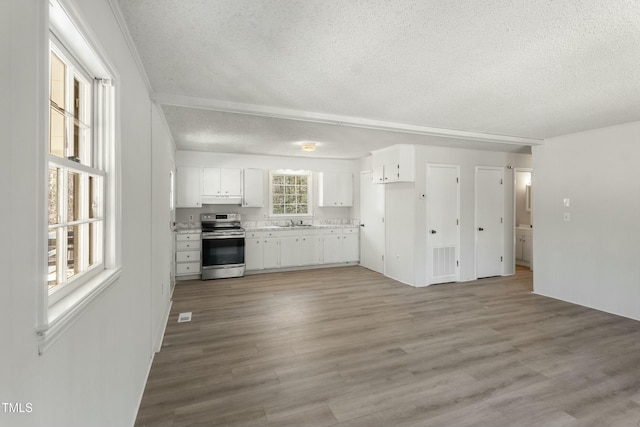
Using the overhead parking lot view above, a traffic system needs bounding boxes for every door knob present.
[360,224,365,227]
[478,227,484,231]
[430,230,437,234]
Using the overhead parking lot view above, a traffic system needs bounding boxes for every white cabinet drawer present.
[176,240,201,251]
[342,227,359,234]
[176,262,200,275]
[321,228,341,235]
[278,229,306,237]
[176,251,200,262]
[176,233,200,241]
[246,231,266,238]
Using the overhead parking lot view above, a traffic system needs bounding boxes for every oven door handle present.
[202,234,246,239]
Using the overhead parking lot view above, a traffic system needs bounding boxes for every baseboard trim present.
[154,300,172,353]
[245,262,359,275]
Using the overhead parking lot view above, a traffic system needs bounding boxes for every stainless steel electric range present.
[200,213,245,280]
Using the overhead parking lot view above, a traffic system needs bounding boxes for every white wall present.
[384,183,416,285]
[376,146,531,287]
[0,0,13,401]
[175,150,361,224]
[151,104,176,350]
[532,122,640,321]
[1,1,174,426]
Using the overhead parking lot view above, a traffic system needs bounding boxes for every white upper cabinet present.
[202,168,242,196]
[372,165,385,184]
[202,168,221,195]
[201,167,242,204]
[318,172,353,207]
[176,167,201,208]
[243,168,264,207]
[177,166,243,206]
[371,144,415,183]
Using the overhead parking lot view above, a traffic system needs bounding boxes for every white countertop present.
[174,223,202,232]
[245,224,358,231]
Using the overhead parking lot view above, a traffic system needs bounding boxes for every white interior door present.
[475,166,504,278]
[427,164,460,284]
[360,171,385,274]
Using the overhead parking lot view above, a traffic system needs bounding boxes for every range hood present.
[201,195,242,205]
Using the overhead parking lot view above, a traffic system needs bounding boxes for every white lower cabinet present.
[263,237,280,269]
[322,227,360,264]
[175,232,201,278]
[342,232,360,262]
[516,228,532,266]
[281,231,323,267]
[245,237,264,270]
[322,234,343,264]
[280,236,300,268]
[301,235,322,265]
[244,227,357,272]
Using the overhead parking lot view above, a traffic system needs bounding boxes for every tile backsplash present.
[175,205,357,226]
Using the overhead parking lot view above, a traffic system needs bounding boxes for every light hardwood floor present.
[135,266,640,427]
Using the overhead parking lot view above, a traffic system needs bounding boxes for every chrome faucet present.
[289,219,295,227]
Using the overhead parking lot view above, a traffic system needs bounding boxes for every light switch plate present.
[563,198,570,207]
[563,213,571,222]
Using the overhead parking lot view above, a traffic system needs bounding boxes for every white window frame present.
[37,0,121,354]
[268,169,313,217]
[47,37,105,305]
[169,169,175,211]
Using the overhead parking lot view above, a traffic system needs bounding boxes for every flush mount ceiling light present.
[301,142,316,152]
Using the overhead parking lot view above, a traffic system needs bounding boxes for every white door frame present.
[426,163,460,285]
[513,167,533,271]
[474,166,505,279]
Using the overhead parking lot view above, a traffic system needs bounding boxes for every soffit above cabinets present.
[115,0,640,158]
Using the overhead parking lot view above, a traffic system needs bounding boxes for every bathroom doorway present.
[514,168,533,270]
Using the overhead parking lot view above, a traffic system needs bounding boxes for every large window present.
[47,41,105,303]
[269,170,312,216]
[37,0,119,353]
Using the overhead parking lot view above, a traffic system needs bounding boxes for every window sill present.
[37,267,122,355]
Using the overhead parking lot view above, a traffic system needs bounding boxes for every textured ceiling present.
[116,0,640,158]
[162,105,532,159]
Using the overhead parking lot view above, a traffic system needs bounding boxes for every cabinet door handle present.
[478,227,484,231]
[430,230,437,234]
